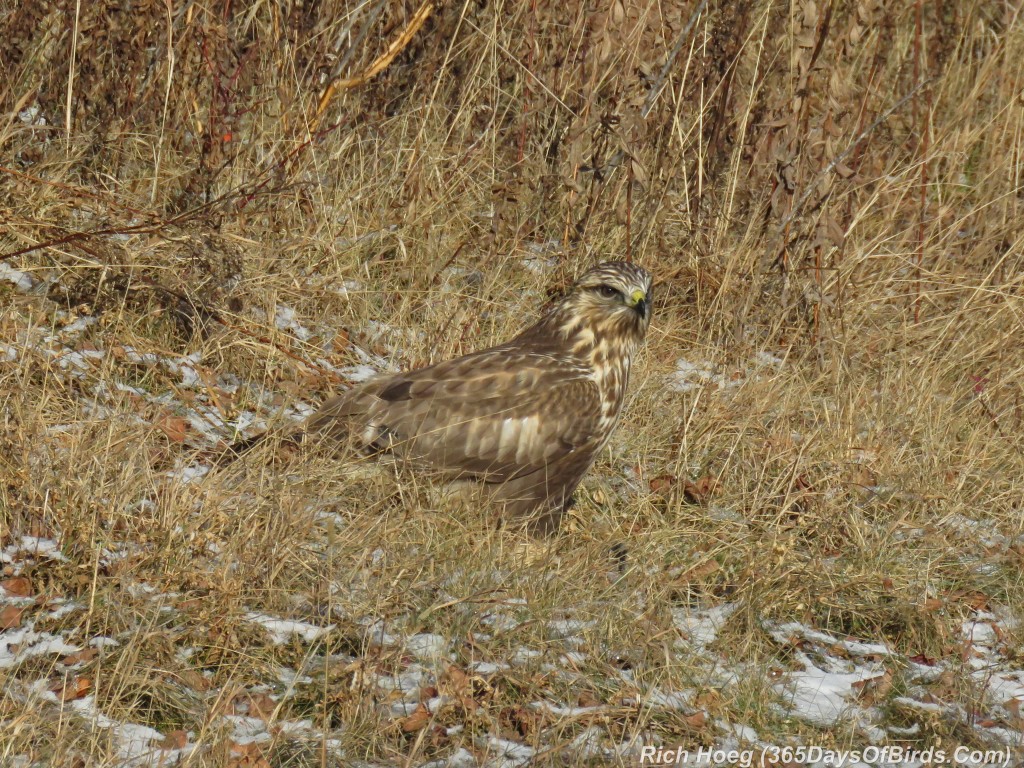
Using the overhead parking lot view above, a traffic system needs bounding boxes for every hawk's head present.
[548,261,653,355]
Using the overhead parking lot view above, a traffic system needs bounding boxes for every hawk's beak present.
[628,288,648,319]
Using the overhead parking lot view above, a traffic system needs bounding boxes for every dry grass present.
[2,1,1024,766]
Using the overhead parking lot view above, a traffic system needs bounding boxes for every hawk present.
[231,261,653,534]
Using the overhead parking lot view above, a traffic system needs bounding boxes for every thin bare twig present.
[641,0,709,119]
[314,0,436,129]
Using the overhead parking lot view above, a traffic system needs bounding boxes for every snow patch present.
[2,536,68,565]
[0,262,37,292]
[244,613,333,644]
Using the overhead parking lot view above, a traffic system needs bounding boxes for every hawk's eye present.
[596,284,621,300]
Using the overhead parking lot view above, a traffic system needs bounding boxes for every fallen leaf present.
[420,685,439,700]
[649,474,675,496]
[426,724,450,747]
[677,560,720,583]
[155,414,188,443]
[444,664,481,712]
[500,705,544,738]
[238,693,277,720]
[400,702,431,732]
[50,676,92,701]
[683,476,719,504]
[62,647,99,666]
[1,576,32,597]
[227,741,270,768]
[159,730,188,750]
[694,688,722,710]
[922,598,944,612]
[944,589,991,611]
[179,669,213,692]
[852,670,892,705]
[683,710,708,730]
[1005,697,1023,725]
[0,604,25,630]
[833,161,856,178]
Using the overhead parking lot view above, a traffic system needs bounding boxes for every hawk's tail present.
[215,387,369,465]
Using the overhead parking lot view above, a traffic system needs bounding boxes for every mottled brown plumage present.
[233,261,653,534]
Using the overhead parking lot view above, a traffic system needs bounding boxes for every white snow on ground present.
[0,626,80,669]
[161,351,203,388]
[244,612,334,644]
[274,304,314,341]
[529,700,606,717]
[670,351,786,393]
[961,610,1024,724]
[165,461,211,484]
[546,617,595,637]
[2,536,68,566]
[479,736,535,768]
[405,632,451,661]
[338,363,379,382]
[18,103,46,125]
[771,621,893,658]
[775,646,885,727]
[520,251,558,274]
[363,616,401,647]
[673,601,738,649]
[766,622,895,730]
[0,261,37,291]
[71,696,196,767]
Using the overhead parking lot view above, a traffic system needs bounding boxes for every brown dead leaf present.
[649,474,675,496]
[944,589,991,611]
[62,647,99,666]
[683,710,708,730]
[155,414,189,443]
[228,756,271,768]
[50,676,92,701]
[833,161,856,178]
[426,724,450,748]
[500,705,544,738]
[849,464,878,489]
[0,604,26,630]
[677,560,721,583]
[694,688,723,710]
[444,664,481,712]
[1005,697,1023,726]
[159,730,188,750]
[922,598,944,613]
[852,670,892,705]
[227,741,271,768]
[400,702,431,732]
[1,576,33,597]
[179,669,213,691]
[243,693,277,720]
[683,476,719,504]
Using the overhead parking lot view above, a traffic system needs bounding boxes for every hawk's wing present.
[303,347,606,483]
